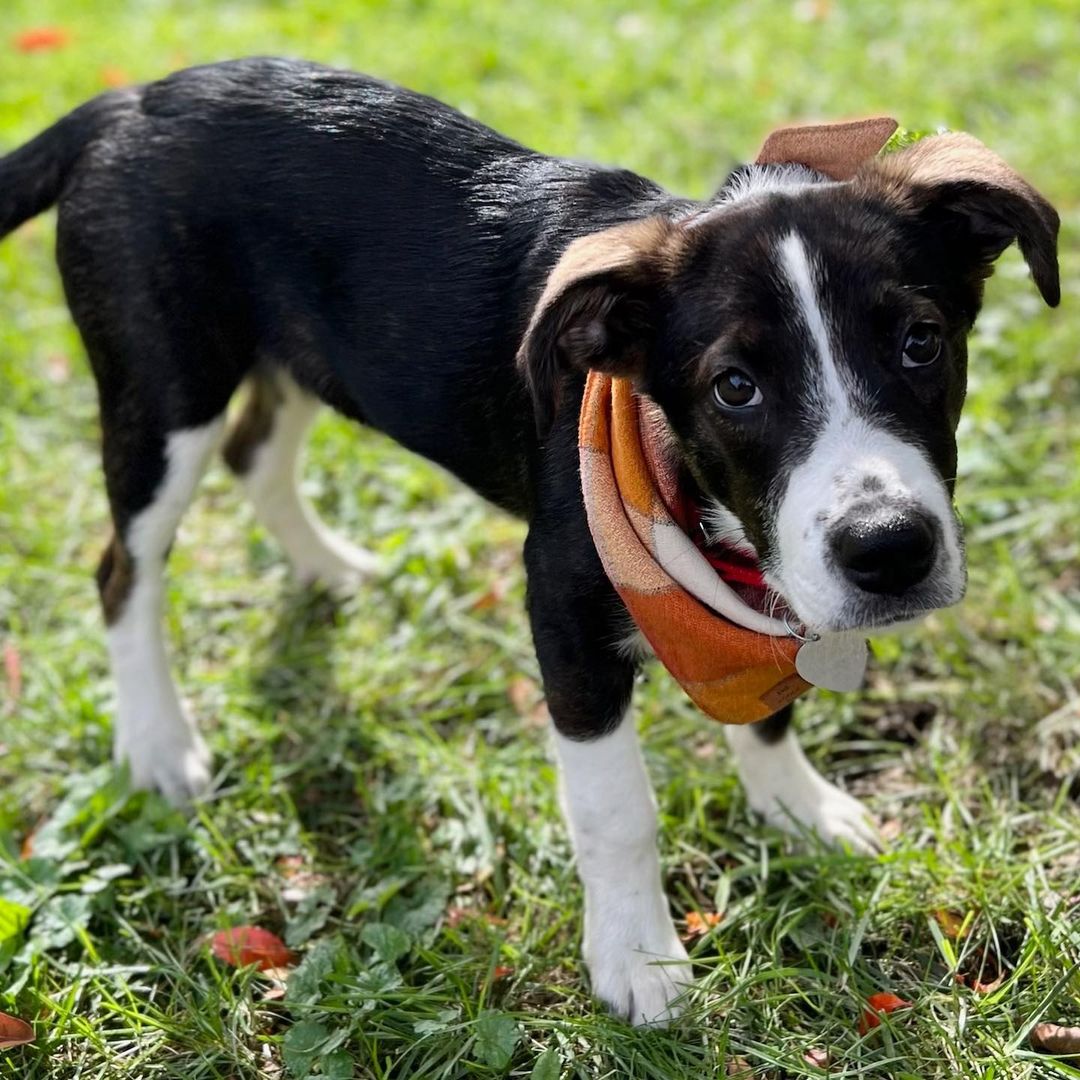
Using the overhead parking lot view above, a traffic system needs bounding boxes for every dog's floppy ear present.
[859,132,1060,307]
[517,216,677,436]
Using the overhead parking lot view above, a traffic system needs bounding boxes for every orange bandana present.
[576,117,898,723]
[579,373,809,723]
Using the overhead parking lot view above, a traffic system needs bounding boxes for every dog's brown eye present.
[712,368,762,408]
[902,322,942,368]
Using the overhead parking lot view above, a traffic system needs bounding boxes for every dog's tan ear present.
[858,132,1060,307]
[517,217,677,436]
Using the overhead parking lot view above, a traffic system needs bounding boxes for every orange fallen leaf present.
[13,27,71,52]
[3,640,21,706]
[934,909,968,938]
[1030,1023,1080,1058]
[492,965,514,979]
[473,587,501,613]
[859,991,912,1034]
[0,1012,34,1048]
[683,910,722,938]
[100,66,130,88]
[210,927,293,971]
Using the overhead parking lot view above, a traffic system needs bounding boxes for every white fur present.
[615,626,653,663]
[108,420,224,803]
[552,716,690,1025]
[689,164,827,227]
[239,375,378,590]
[700,498,758,556]
[724,723,880,852]
[767,232,965,632]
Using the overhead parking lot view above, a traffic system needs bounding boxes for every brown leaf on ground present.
[1030,1023,1080,1058]
[209,927,293,971]
[0,1012,34,1048]
[934,909,969,938]
[725,1057,753,1078]
[971,972,1004,994]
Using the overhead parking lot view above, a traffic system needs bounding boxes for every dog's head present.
[519,133,1059,634]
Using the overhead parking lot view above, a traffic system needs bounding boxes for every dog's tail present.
[0,88,137,241]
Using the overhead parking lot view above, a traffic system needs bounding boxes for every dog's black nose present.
[831,509,937,596]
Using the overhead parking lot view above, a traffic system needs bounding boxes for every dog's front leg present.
[552,715,690,1025]
[525,523,690,1026]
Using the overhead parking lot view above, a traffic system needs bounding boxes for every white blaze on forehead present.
[775,230,855,418]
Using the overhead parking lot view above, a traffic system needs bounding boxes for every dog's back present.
[4,58,674,511]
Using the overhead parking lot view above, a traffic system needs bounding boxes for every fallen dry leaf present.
[934,909,968,938]
[859,991,912,1034]
[971,972,1004,995]
[13,26,71,52]
[683,910,722,938]
[492,965,514,980]
[804,1047,832,1069]
[725,1057,753,1078]
[0,1012,34,1049]
[1030,1023,1080,1058]
[210,927,293,971]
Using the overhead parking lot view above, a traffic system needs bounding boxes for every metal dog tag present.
[795,632,869,692]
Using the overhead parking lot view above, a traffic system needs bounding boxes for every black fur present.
[0,57,1059,744]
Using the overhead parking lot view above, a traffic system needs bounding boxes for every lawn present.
[0,1,1078,1077]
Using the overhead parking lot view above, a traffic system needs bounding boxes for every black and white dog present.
[1,58,1059,1024]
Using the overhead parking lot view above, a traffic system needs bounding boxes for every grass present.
[0,0,1078,1076]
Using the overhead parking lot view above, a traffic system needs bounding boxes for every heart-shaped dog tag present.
[795,632,869,692]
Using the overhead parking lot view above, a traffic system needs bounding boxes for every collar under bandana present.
[576,117,898,722]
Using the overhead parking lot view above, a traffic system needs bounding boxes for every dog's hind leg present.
[97,414,226,804]
[223,371,378,590]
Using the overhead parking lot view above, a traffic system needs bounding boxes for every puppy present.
[0,58,1058,1024]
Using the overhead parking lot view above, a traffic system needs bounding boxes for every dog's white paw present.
[725,726,881,853]
[292,535,380,594]
[583,899,692,1026]
[753,777,881,853]
[115,726,212,806]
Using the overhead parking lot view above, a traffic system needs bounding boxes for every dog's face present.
[520,134,1059,634]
